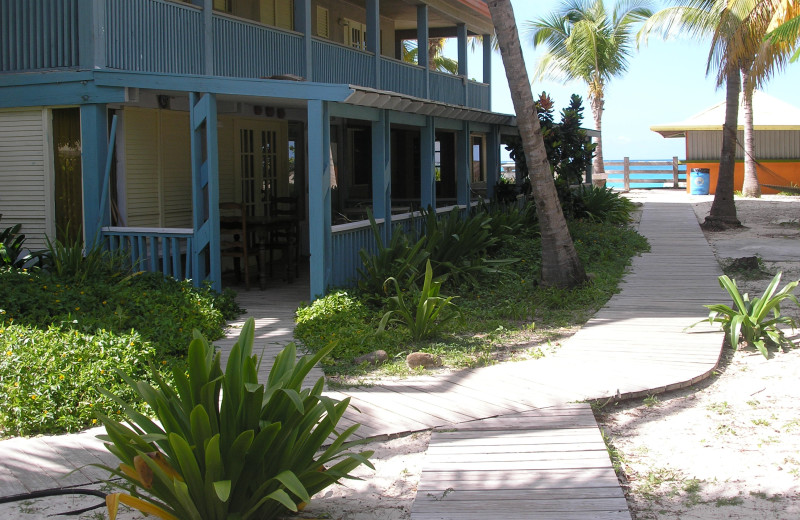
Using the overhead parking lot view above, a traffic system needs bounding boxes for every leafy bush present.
[699,273,799,358]
[0,269,240,357]
[98,318,373,520]
[570,184,636,225]
[43,234,130,284]
[0,324,157,435]
[294,291,394,361]
[357,213,428,299]
[0,218,43,268]
[378,260,463,340]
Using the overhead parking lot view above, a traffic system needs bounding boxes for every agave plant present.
[378,260,463,341]
[702,273,800,358]
[96,317,373,520]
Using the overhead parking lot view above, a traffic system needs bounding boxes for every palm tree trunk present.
[486,0,586,288]
[741,70,760,198]
[589,89,605,180]
[704,67,741,229]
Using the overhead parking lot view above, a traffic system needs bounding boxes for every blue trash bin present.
[690,168,710,195]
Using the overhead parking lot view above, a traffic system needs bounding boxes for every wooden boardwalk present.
[411,404,629,520]
[0,191,726,519]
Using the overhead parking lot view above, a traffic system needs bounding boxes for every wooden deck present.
[0,191,726,520]
[410,404,630,520]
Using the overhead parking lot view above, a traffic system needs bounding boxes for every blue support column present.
[420,116,436,210]
[482,33,492,110]
[417,5,430,99]
[372,110,391,243]
[486,126,500,200]
[456,120,471,207]
[78,0,106,69]
[189,92,220,291]
[297,0,312,80]
[203,0,214,75]
[457,23,468,106]
[366,0,381,89]
[308,99,332,299]
[79,104,108,245]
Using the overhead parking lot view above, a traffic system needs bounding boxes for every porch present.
[1,0,492,112]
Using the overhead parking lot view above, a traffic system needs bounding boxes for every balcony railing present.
[312,38,376,88]
[2,0,491,111]
[1,0,80,72]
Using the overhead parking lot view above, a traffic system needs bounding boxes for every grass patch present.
[295,219,649,378]
[0,267,241,436]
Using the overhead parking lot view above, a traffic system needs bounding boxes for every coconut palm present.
[401,38,459,74]
[485,0,587,288]
[638,0,742,226]
[525,0,654,180]
[765,11,800,62]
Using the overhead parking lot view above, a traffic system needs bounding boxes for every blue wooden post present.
[417,5,430,99]
[457,23,468,106]
[486,126,500,200]
[420,116,436,210]
[296,0,312,80]
[78,0,105,69]
[308,99,332,299]
[482,33,492,110]
[372,110,391,243]
[80,104,108,245]
[456,120,470,207]
[203,0,214,75]
[189,92,221,291]
[366,0,380,89]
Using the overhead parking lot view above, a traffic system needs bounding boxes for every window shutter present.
[275,0,293,29]
[316,6,329,38]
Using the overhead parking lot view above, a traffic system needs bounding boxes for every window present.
[316,6,329,38]
[343,18,367,50]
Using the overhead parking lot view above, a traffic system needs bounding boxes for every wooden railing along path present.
[605,157,683,190]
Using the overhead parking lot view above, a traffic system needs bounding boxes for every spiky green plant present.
[96,318,373,520]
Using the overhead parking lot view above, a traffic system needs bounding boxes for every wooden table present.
[220,215,298,290]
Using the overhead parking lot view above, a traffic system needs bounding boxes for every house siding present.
[0,109,50,249]
[688,130,800,161]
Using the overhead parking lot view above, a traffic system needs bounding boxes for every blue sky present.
[447,0,800,160]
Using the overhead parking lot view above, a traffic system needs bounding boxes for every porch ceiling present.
[379,0,494,35]
[344,85,516,125]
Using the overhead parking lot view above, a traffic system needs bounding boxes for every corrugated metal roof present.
[650,91,800,138]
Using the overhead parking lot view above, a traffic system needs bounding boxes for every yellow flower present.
[55,299,60,303]
[5,351,11,356]
[30,394,37,400]
[13,381,19,387]
[59,374,65,380]
[102,301,107,305]
[92,419,97,424]
[42,285,47,289]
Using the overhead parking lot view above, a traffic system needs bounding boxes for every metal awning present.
[343,85,517,126]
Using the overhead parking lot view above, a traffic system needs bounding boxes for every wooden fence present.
[604,157,683,190]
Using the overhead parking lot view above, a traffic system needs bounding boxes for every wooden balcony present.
[1,0,491,111]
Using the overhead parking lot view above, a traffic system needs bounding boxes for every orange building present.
[651,91,800,194]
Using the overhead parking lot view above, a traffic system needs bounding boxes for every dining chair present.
[266,196,300,283]
[219,202,258,290]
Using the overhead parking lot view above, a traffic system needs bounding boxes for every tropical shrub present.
[378,260,463,341]
[357,212,428,299]
[98,318,373,520]
[570,184,637,225]
[0,324,156,435]
[0,219,43,268]
[0,268,239,357]
[43,234,130,283]
[700,273,800,358]
[294,290,390,361]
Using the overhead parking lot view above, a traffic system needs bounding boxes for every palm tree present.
[401,38,459,74]
[639,0,742,227]
[485,0,587,288]
[525,0,654,180]
[735,0,800,197]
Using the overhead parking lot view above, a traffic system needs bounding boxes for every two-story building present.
[0,0,517,298]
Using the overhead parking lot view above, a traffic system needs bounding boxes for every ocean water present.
[604,160,687,189]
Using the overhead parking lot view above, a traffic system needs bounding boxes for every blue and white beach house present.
[0,0,517,299]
